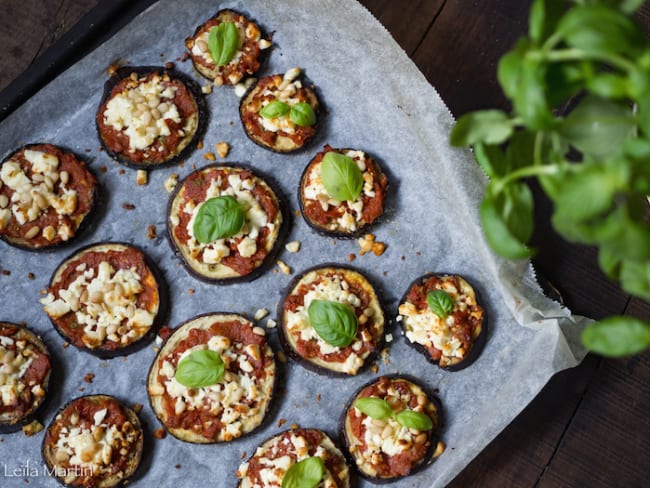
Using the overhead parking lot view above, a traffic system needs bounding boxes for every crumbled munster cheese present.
[0,339,35,407]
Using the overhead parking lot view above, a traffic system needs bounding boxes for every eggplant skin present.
[398,273,487,371]
[96,66,208,169]
[239,71,321,153]
[185,9,271,84]
[42,242,168,359]
[277,264,386,377]
[166,163,289,284]
[298,146,389,239]
[0,323,51,434]
[0,143,99,252]
[339,374,444,482]
[42,394,143,488]
[147,312,276,444]
[237,428,352,488]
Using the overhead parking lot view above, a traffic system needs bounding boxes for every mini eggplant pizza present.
[398,273,486,370]
[237,428,351,488]
[341,376,443,481]
[278,265,385,376]
[96,66,206,168]
[299,145,389,237]
[185,9,271,86]
[0,144,97,250]
[42,394,143,488]
[167,164,286,283]
[148,313,276,443]
[0,323,51,433]
[40,243,166,358]
[240,68,320,153]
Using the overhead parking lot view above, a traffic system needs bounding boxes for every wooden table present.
[1,1,649,486]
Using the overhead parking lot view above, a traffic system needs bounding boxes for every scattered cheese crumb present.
[291,423,299,430]
[216,142,230,158]
[197,140,203,150]
[147,225,157,240]
[136,169,148,186]
[164,173,179,192]
[266,318,277,329]
[385,333,393,343]
[277,260,291,275]
[358,233,387,256]
[285,241,300,253]
[204,152,216,161]
[371,364,379,373]
[254,308,269,320]
[153,428,166,439]
[201,84,213,94]
[22,420,43,437]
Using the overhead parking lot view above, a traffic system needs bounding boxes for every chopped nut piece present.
[197,140,204,150]
[285,241,300,253]
[358,233,387,256]
[204,152,216,161]
[290,423,299,430]
[22,420,43,437]
[62,342,70,349]
[433,441,446,458]
[153,428,166,439]
[266,318,277,329]
[164,173,179,192]
[136,170,148,186]
[216,142,230,158]
[371,364,379,373]
[147,225,157,240]
[254,308,269,320]
[277,260,291,275]
[201,84,213,94]
[277,418,287,428]
[83,373,95,383]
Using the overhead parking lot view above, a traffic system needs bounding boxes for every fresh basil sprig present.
[449,0,650,356]
[193,196,245,244]
[281,457,325,488]
[290,102,317,127]
[260,100,290,119]
[208,22,239,67]
[175,350,225,388]
[307,299,358,347]
[354,398,433,431]
[320,152,364,201]
[426,290,455,319]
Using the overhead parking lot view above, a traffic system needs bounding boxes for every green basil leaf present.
[620,258,650,301]
[395,410,434,431]
[557,5,645,57]
[559,96,635,159]
[290,102,317,127]
[600,0,646,14]
[582,316,650,357]
[544,61,591,107]
[529,0,566,45]
[260,100,290,119]
[208,22,240,67]
[513,59,552,130]
[426,290,454,319]
[474,143,507,179]
[586,73,628,99]
[598,246,623,281]
[308,299,358,347]
[354,398,394,420]
[497,39,530,100]
[193,195,245,244]
[637,90,650,138]
[281,457,324,488]
[175,350,225,388]
[320,152,364,201]
[450,110,514,146]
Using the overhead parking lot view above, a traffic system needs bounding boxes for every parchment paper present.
[0,1,591,486]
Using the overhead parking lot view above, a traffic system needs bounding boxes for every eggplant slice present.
[240,68,320,153]
[185,9,271,85]
[147,312,276,443]
[237,428,351,488]
[398,273,486,371]
[340,375,444,482]
[0,323,51,434]
[299,145,389,238]
[40,242,167,358]
[96,66,207,169]
[0,143,98,251]
[167,164,287,284]
[277,265,385,376]
[42,394,143,488]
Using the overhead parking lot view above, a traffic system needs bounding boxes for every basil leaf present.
[426,290,455,319]
[450,110,514,146]
[620,259,650,301]
[395,410,434,431]
[260,100,290,119]
[307,299,358,347]
[175,350,224,388]
[208,22,240,67]
[320,152,364,201]
[281,457,324,488]
[289,102,317,127]
[529,0,565,44]
[354,398,394,420]
[193,196,245,244]
[582,316,650,357]
[473,143,507,179]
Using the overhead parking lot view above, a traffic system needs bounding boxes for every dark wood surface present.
[1,0,649,486]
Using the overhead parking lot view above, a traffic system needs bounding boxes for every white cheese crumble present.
[40,260,155,348]
[0,338,35,407]
[184,173,273,265]
[0,150,77,239]
[285,273,364,373]
[103,75,181,151]
[303,150,375,231]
